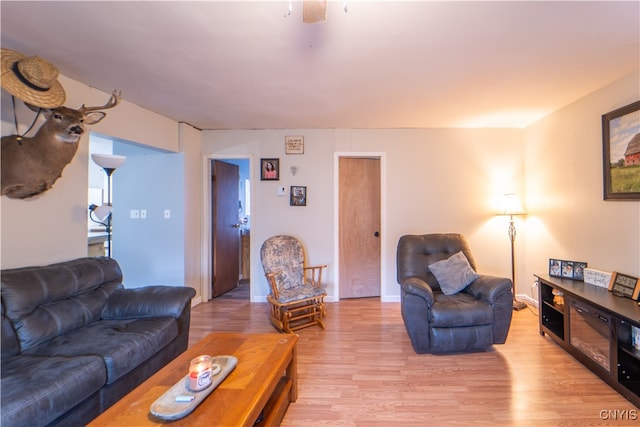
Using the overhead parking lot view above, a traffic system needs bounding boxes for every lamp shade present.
[90,204,112,221]
[500,193,526,215]
[91,153,126,169]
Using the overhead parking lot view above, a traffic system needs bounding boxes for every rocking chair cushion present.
[273,284,325,304]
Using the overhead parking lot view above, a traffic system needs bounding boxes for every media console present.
[535,274,640,407]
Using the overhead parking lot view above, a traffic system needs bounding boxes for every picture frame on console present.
[572,262,586,281]
[549,258,586,281]
[608,271,640,300]
[602,100,640,200]
[561,261,574,279]
[549,259,562,277]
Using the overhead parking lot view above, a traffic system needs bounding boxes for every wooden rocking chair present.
[260,235,327,333]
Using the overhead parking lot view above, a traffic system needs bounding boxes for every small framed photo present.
[561,261,574,279]
[549,259,562,278]
[260,158,279,181]
[608,271,640,300]
[285,136,304,154]
[290,186,307,206]
[573,262,587,281]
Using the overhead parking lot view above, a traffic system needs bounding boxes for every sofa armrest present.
[102,286,196,320]
[465,275,513,344]
[399,276,435,307]
[465,275,512,303]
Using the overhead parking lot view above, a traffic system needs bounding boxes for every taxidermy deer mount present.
[1,90,121,199]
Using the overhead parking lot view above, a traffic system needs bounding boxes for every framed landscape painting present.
[602,100,640,200]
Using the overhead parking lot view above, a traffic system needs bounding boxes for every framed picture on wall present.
[285,136,304,154]
[290,186,307,206]
[260,158,279,181]
[602,100,640,200]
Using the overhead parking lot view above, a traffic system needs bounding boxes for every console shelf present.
[535,274,640,407]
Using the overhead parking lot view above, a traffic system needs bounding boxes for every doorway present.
[337,156,382,299]
[210,158,251,299]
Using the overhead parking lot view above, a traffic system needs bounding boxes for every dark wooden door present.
[212,160,240,297]
[339,157,381,299]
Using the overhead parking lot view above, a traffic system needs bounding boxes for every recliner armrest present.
[102,286,196,320]
[465,275,512,303]
[399,277,435,307]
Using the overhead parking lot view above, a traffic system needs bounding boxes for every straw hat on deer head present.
[1,48,66,108]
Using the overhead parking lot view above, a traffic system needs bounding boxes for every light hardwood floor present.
[189,292,639,426]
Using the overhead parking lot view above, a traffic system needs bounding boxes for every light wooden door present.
[212,160,240,297]
[339,157,381,299]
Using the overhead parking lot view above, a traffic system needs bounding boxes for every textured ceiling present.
[1,1,638,129]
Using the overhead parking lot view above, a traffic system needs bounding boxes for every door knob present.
[374,231,380,237]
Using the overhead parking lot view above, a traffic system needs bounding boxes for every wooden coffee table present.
[89,332,298,426]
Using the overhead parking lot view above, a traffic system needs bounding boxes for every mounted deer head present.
[1,90,121,199]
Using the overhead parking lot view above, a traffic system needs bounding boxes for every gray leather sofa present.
[396,233,513,354]
[1,257,196,426]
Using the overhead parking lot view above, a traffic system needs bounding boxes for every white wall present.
[523,70,640,296]
[202,128,525,301]
[113,142,185,288]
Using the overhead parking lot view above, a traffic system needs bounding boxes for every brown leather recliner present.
[396,233,513,354]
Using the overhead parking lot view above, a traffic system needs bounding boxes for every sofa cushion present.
[102,286,197,320]
[1,354,106,427]
[428,251,479,295]
[430,292,493,327]
[1,257,123,351]
[1,304,20,360]
[24,317,178,384]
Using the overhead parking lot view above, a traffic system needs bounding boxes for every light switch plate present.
[277,186,286,196]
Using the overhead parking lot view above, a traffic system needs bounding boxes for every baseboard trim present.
[517,294,538,308]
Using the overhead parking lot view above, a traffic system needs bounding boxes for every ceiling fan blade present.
[303,0,328,23]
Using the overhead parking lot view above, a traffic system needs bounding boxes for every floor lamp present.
[89,153,126,257]
[500,193,527,311]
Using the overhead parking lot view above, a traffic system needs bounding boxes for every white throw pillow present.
[428,251,479,295]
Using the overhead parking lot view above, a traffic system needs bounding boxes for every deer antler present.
[79,90,121,113]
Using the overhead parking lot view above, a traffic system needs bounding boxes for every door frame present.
[201,154,254,302]
[333,152,386,301]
